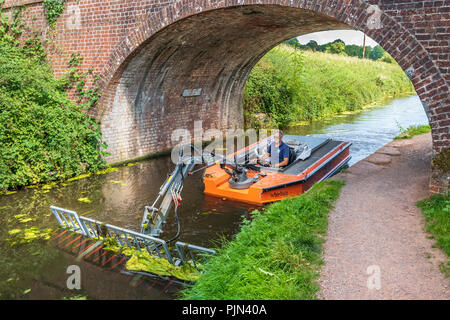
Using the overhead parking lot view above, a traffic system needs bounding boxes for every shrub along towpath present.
[319,133,449,299]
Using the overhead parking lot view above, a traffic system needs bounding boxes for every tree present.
[363,46,373,59]
[305,40,319,52]
[345,44,363,58]
[283,37,301,49]
[369,45,386,61]
[380,52,395,64]
[325,39,346,55]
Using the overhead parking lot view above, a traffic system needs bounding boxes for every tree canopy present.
[283,37,393,63]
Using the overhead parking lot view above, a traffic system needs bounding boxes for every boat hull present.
[203,137,351,205]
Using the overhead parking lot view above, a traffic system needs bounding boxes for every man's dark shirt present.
[267,141,290,166]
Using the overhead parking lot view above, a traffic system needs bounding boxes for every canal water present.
[0,95,428,299]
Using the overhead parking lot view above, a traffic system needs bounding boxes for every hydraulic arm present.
[139,144,265,240]
[140,145,219,239]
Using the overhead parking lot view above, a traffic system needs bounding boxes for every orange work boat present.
[203,135,351,205]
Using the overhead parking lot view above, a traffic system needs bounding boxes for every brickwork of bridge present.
[1,0,449,194]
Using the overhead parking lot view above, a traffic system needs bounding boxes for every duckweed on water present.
[8,229,22,236]
[101,237,201,281]
[127,162,138,167]
[126,251,200,282]
[41,182,57,190]
[67,173,92,182]
[0,191,17,196]
[14,214,34,223]
[201,210,221,215]
[7,227,53,246]
[77,197,92,204]
[63,294,88,300]
[65,167,119,183]
[81,209,95,216]
[95,167,119,175]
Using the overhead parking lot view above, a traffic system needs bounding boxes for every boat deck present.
[283,140,343,175]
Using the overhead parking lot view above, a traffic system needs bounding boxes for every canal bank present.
[319,133,449,299]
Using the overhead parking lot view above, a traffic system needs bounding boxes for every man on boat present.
[258,130,290,168]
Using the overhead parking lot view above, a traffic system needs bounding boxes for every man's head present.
[273,130,283,144]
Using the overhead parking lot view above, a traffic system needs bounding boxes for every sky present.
[297,30,379,47]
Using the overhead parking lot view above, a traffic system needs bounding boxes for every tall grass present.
[244,45,415,128]
[417,195,450,277]
[179,179,345,300]
[394,124,431,140]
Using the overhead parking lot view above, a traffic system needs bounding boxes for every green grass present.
[244,45,415,129]
[416,194,450,277]
[179,179,345,300]
[394,124,431,140]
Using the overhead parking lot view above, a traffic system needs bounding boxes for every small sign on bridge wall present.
[182,88,202,97]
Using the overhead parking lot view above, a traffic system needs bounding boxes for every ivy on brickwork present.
[0,5,108,192]
[432,149,450,174]
[60,52,101,110]
[0,4,25,42]
[43,0,65,27]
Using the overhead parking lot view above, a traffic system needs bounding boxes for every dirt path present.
[319,133,449,300]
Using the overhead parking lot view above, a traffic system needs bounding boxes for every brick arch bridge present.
[2,0,449,193]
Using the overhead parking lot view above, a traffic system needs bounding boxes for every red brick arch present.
[100,0,446,114]
[96,0,448,194]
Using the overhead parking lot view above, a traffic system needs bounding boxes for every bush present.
[243,48,303,128]
[0,11,107,191]
[380,52,395,64]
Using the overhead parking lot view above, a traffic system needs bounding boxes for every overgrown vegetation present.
[432,148,450,174]
[179,180,345,299]
[59,52,102,110]
[394,124,431,140]
[43,0,66,27]
[417,195,450,277]
[0,6,108,191]
[101,237,201,281]
[243,45,415,129]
